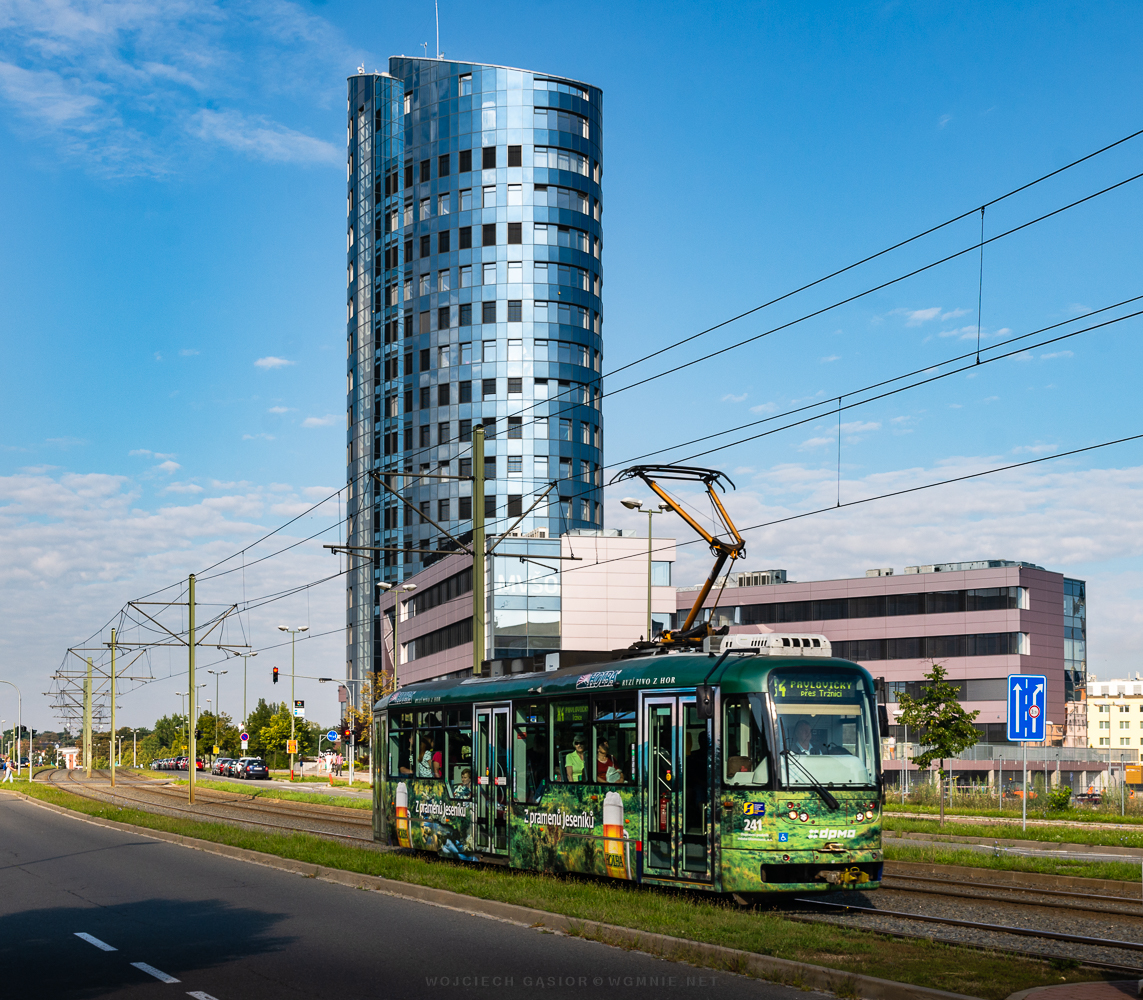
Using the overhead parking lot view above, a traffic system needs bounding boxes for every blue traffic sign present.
[327,729,339,742]
[1007,674,1047,742]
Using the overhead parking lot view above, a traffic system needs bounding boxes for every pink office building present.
[678,560,1088,754]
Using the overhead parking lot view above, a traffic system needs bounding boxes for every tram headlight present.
[788,810,797,819]
[798,812,808,822]
[855,811,865,822]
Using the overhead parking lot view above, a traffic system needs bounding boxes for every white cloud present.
[0,0,355,176]
[269,483,293,493]
[749,402,777,415]
[820,354,841,363]
[188,108,339,165]
[267,406,291,414]
[255,356,293,369]
[130,449,176,459]
[938,114,951,128]
[302,415,338,428]
[179,348,199,356]
[904,307,941,326]
[153,460,181,474]
[721,392,747,403]
[242,432,275,441]
[941,308,971,321]
[840,421,881,435]
[163,481,203,494]
[1012,443,1057,455]
[1041,351,1074,360]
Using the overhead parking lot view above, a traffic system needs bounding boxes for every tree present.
[152,714,186,751]
[895,663,981,825]
[245,698,275,756]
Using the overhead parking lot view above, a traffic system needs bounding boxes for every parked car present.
[211,758,232,776]
[236,757,270,780]
[1075,792,1103,806]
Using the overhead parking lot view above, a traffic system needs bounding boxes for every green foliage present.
[136,733,163,767]
[152,714,186,749]
[895,663,980,771]
[245,698,275,754]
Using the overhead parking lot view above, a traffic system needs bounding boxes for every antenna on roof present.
[357,64,365,75]
[422,41,428,58]
[435,0,440,58]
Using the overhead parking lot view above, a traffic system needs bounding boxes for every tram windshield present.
[769,670,877,789]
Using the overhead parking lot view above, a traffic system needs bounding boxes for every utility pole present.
[278,626,308,780]
[472,424,485,675]
[83,657,92,778]
[188,573,196,804]
[207,669,227,756]
[109,627,116,787]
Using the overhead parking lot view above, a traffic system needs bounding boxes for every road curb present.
[2,789,983,1000]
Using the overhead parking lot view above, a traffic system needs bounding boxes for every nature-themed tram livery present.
[372,635,884,896]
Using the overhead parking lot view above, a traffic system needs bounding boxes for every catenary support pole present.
[84,657,92,778]
[472,425,485,676]
[188,573,196,804]
[109,628,116,787]
[290,630,296,780]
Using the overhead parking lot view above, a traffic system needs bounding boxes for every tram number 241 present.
[743,818,767,832]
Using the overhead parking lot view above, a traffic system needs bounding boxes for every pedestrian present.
[1,756,12,783]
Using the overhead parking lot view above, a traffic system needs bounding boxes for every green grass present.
[888,800,1143,825]
[2,783,1114,999]
[887,815,1143,849]
[169,778,370,810]
[886,841,1143,883]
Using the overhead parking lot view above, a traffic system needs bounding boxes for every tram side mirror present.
[695,685,715,720]
[877,704,890,736]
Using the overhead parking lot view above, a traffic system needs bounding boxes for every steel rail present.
[797,897,1143,954]
[884,872,1143,906]
[44,769,374,843]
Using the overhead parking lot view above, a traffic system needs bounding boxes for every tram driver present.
[790,720,818,755]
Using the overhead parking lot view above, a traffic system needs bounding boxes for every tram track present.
[40,768,377,845]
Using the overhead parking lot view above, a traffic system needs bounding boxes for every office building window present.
[460,189,472,212]
[508,377,522,394]
[559,458,572,479]
[459,419,472,442]
[482,378,497,398]
[438,230,450,254]
[459,303,472,326]
[534,456,549,480]
[507,495,522,517]
[507,184,522,206]
[418,425,430,447]
[419,197,430,220]
[482,301,497,324]
[508,456,522,475]
[419,348,431,370]
[507,222,522,244]
[438,421,450,444]
[482,146,496,169]
[437,346,450,368]
[482,262,497,285]
[482,417,496,440]
[459,224,472,247]
[459,148,472,171]
[580,499,590,522]
[438,499,450,521]
[485,495,496,518]
[508,145,522,167]
[459,496,472,519]
[438,270,450,292]
[419,386,430,409]
[419,501,430,523]
[438,154,450,177]
[482,341,496,362]
[459,381,472,403]
[508,417,522,438]
[482,185,496,208]
[418,273,430,295]
[438,384,451,407]
[482,223,496,246]
[420,159,430,182]
[559,418,572,441]
[534,417,548,438]
[507,300,522,322]
[459,265,472,287]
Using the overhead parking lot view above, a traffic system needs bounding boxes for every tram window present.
[415,711,444,778]
[552,699,590,782]
[441,708,473,793]
[722,696,769,786]
[389,710,416,778]
[593,695,636,784]
[514,701,549,802]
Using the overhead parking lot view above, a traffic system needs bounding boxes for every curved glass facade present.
[345,59,604,690]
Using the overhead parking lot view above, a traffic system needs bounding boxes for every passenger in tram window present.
[416,732,442,777]
[596,739,623,783]
[726,755,753,778]
[397,733,415,775]
[453,767,473,797]
[565,735,587,782]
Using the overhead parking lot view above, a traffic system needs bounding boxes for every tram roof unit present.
[375,646,875,712]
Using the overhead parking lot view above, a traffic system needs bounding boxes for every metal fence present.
[882,741,1135,764]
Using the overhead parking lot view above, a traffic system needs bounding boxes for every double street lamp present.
[206,669,228,755]
[277,625,308,780]
[620,498,671,641]
[227,650,258,730]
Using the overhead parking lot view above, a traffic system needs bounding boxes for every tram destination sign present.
[1006,674,1047,742]
[771,674,860,702]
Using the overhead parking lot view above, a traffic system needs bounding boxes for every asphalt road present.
[0,796,815,1000]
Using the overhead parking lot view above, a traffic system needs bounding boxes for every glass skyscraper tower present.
[345,59,604,692]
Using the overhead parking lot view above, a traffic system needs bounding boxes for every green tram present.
[372,636,885,896]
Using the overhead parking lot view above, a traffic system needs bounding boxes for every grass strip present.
[169,778,370,810]
[888,802,1143,825]
[2,784,1110,999]
[885,841,1143,883]
[887,816,1143,850]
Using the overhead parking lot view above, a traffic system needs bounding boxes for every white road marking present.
[187,993,221,999]
[131,962,181,983]
[74,932,117,951]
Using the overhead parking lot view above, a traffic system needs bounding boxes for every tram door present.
[474,705,510,855]
[642,695,712,881]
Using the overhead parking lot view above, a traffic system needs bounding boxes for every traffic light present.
[194,729,201,739]
[272,666,279,684]
[342,725,352,743]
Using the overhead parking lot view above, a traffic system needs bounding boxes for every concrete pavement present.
[0,794,819,1000]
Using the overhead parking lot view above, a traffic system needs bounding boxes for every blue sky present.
[2,1,1142,732]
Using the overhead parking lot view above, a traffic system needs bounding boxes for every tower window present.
[459,496,472,518]
[482,223,496,246]
[508,145,522,167]
[438,153,450,177]
[438,230,450,254]
[507,495,522,517]
[507,417,522,439]
[420,160,430,182]
[420,234,430,257]
[459,149,472,172]
[507,222,522,244]
[438,499,450,521]
[459,381,472,403]
[482,301,497,324]
[482,378,497,398]
[459,303,472,326]
[459,74,472,97]
[508,377,522,394]
[438,305,451,329]
[507,300,522,322]
[482,146,496,169]
[459,225,472,249]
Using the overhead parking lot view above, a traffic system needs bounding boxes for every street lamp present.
[0,681,24,782]
[278,625,309,780]
[378,583,417,691]
[131,728,138,769]
[206,669,228,756]
[227,650,257,730]
[175,691,187,750]
[620,499,671,641]
[892,708,909,803]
